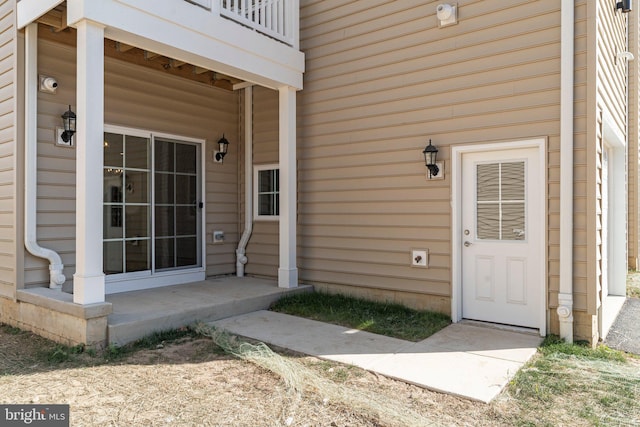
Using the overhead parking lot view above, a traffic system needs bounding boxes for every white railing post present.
[289,0,299,49]
[211,0,220,15]
[219,0,298,46]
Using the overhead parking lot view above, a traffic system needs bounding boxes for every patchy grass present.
[270,291,450,341]
[101,326,201,361]
[0,324,209,373]
[3,323,640,426]
[537,335,627,362]
[505,335,640,426]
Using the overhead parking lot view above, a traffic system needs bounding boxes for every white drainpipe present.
[236,86,253,276]
[558,0,574,343]
[24,23,66,289]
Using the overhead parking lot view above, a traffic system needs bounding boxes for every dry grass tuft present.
[196,323,440,427]
[504,348,640,426]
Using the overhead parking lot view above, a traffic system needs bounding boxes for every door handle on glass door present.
[464,241,472,247]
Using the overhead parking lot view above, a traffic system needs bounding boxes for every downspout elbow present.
[24,241,66,289]
[557,294,574,344]
[236,248,248,275]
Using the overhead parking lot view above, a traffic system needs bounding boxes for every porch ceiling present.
[37,15,246,91]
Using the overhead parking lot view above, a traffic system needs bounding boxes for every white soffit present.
[17,0,65,29]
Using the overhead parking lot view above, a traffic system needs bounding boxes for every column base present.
[278,268,299,288]
[73,273,106,305]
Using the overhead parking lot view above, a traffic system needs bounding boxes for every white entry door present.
[461,147,542,328]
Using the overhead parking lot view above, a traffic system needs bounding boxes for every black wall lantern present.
[215,134,230,163]
[60,105,76,144]
[617,0,632,12]
[423,139,440,178]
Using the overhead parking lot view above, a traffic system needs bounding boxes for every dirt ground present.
[0,326,532,427]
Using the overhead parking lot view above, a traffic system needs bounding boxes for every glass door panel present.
[104,132,201,278]
[104,132,151,274]
[153,138,201,271]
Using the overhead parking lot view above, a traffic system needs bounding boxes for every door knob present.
[464,241,472,247]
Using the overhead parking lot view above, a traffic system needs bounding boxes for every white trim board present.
[451,138,547,336]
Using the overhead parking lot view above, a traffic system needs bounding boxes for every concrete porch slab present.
[211,310,542,403]
[106,277,311,346]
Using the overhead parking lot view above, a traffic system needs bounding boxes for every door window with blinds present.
[103,129,202,277]
[475,161,526,241]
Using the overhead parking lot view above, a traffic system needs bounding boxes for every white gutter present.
[24,23,66,289]
[236,86,253,276]
[558,0,575,343]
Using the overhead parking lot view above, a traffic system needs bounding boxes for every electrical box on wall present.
[426,161,445,180]
[213,230,225,243]
[55,128,74,148]
[436,3,458,27]
[411,249,429,268]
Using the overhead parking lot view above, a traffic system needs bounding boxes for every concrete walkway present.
[212,311,542,403]
[605,298,640,355]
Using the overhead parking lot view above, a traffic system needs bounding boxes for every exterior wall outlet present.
[213,230,225,243]
[436,3,458,28]
[411,249,428,268]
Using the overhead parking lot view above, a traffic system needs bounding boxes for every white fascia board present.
[67,0,304,89]
[17,0,65,29]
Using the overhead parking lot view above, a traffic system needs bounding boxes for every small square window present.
[254,165,279,219]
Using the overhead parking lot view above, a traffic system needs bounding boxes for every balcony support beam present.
[278,86,298,288]
[73,19,106,305]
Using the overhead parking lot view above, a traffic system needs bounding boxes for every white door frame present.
[103,124,207,294]
[451,138,547,335]
[599,111,627,338]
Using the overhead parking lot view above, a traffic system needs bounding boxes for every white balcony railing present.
[187,0,298,47]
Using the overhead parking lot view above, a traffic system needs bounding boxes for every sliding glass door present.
[103,130,202,279]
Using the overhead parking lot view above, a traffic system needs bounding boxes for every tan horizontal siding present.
[298,0,562,300]
[27,39,239,286]
[0,0,16,297]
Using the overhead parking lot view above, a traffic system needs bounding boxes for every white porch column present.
[278,86,298,288]
[73,20,106,304]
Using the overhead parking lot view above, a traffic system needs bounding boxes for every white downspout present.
[236,86,253,276]
[558,0,575,343]
[24,23,66,289]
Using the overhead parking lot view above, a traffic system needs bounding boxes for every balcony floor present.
[106,276,312,346]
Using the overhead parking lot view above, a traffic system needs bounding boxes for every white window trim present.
[254,163,279,221]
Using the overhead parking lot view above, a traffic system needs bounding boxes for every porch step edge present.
[107,285,311,346]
